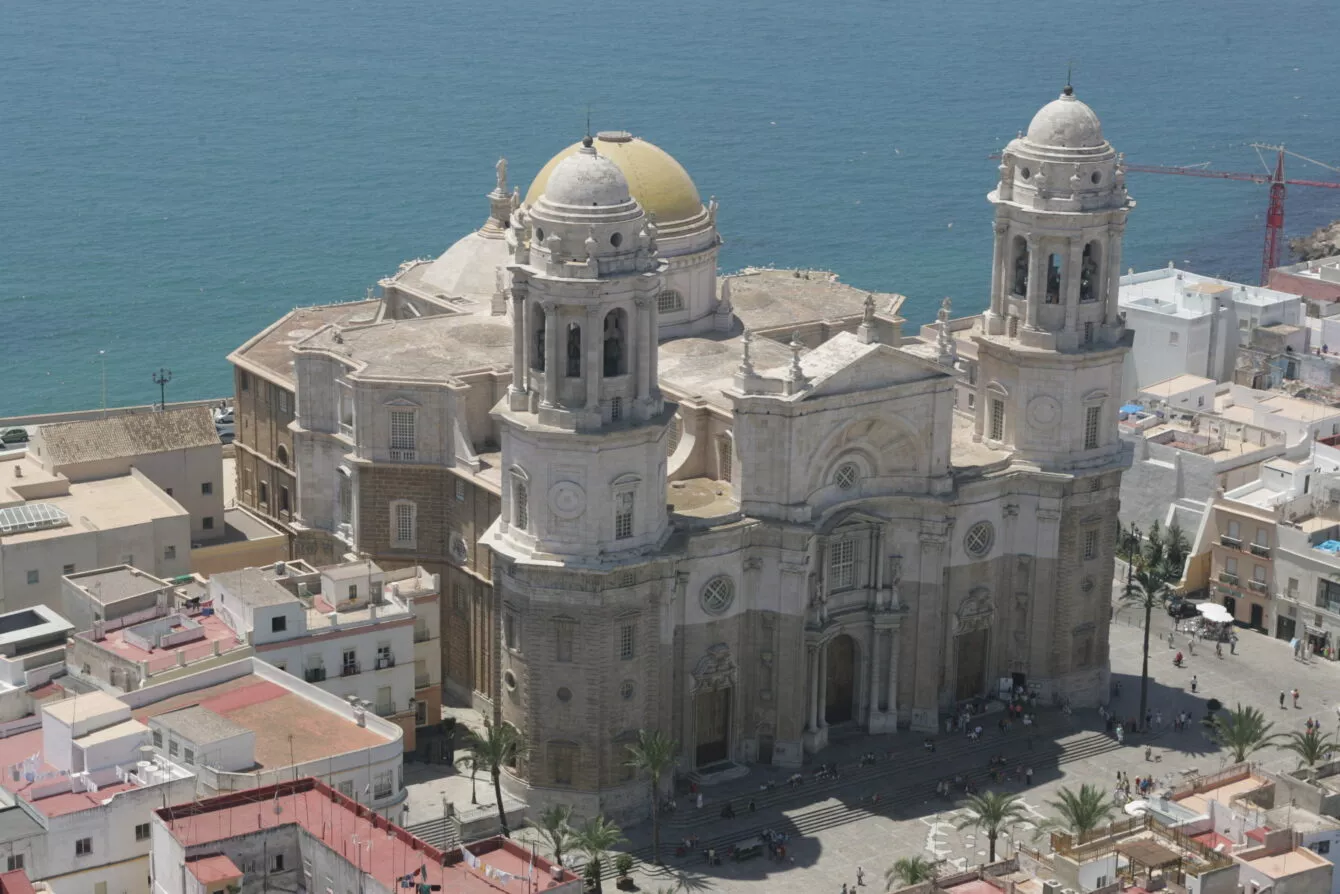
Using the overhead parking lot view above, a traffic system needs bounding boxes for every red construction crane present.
[1123,145,1340,286]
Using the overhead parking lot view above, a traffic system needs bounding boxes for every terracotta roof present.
[38,407,219,466]
[0,869,36,894]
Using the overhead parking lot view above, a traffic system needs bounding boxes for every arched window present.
[511,470,529,531]
[276,444,289,467]
[603,309,627,377]
[657,290,684,314]
[1080,241,1101,303]
[1046,253,1062,304]
[667,415,683,455]
[532,305,546,372]
[565,323,582,378]
[1011,236,1029,296]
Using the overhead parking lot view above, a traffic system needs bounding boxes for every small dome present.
[540,140,632,208]
[1025,88,1105,149]
[528,132,704,225]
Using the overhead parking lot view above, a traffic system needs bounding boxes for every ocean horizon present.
[4,0,1339,416]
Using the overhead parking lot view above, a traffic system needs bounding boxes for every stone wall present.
[233,366,298,534]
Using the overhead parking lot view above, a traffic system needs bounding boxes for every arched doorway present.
[824,635,857,724]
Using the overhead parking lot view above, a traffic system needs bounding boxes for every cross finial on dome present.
[1064,61,1075,96]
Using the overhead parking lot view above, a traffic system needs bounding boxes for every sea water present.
[4,0,1339,415]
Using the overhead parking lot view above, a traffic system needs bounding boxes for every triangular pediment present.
[795,334,953,399]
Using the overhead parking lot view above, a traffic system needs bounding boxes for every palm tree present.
[573,815,624,894]
[955,791,1028,862]
[886,856,939,890]
[1121,565,1172,733]
[1278,728,1338,775]
[1206,704,1277,763]
[1046,784,1115,840]
[1143,520,1165,569]
[625,729,678,865]
[1163,520,1191,581]
[454,752,480,805]
[536,803,574,868]
[464,721,528,837]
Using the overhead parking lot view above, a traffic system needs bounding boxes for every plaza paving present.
[500,586,1340,894]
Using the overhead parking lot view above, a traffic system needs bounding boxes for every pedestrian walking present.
[858,867,866,887]
[1187,639,1196,656]
[1168,630,1175,649]
[1155,710,1163,728]
[1293,688,1301,708]
[1215,642,1223,658]
[696,791,704,810]
[1026,766,1034,785]
[842,883,849,894]
[1280,690,1287,709]
[1190,675,1198,693]
[1230,633,1238,654]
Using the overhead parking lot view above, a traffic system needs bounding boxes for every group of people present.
[1113,771,1161,804]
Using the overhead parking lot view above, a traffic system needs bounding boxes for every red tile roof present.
[92,612,243,673]
[0,728,137,818]
[158,779,576,894]
[186,854,242,884]
[0,870,35,894]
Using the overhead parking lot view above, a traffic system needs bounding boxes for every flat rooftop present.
[153,704,251,744]
[659,331,794,409]
[158,780,569,894]
[1243,848,1330,879]
[0,469,184,544]
[724,268,905,332]
[0,606,72,648]
[1172,774,1267,816]
[65,566,170,605]
[89,610,243,673]
[297,314,512,383]
[1121,268,1299,313]
[212,567,300,607]
[132,673,393,767]
[1141,374,1216,398]
[230,300,383,387]
[1255,393,1340,423]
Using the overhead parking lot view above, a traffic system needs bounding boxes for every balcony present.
[341,661,360,677]
[1249,543,1272,559]
[375,655,396,670]
[304,667,327,683]
[389,448,417,462]
[1218,571,1240,586]
[1248,579,1270,595]
[415,674,431,689]
[1220,536,1242,550]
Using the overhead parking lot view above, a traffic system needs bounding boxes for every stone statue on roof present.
[496,157,508,193]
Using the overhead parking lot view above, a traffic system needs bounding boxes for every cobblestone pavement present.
[519,585,1340,894]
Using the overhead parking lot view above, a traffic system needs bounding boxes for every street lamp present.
[97,350,107,419]
[152,368,172,411]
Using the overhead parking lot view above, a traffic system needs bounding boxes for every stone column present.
[1105,223,1125,322]
[542,301,559,407]
[635,296,651,405]
[886,629,900,718]
[911,524,950,731]
[866,627,881,726]
[585,306,602,412]
[806,645,819,732]
[1063,236,1084,332]
[1025,235,1043,329]
[817,642,828,728]
[511,294,528,396]
[989,222,1008,317]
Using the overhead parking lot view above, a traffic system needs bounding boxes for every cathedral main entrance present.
[824,635,857,724]
[954,629,989,701]
[695,687,731,766]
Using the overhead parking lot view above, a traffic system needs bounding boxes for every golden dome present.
[526,132,705,227]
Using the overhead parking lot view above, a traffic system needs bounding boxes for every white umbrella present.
[1197,603,1233,622]
[1124,800,1149,816]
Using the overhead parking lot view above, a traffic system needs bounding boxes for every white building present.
[0,606,72,726]
[0,691,196,894]
[1119,266,1305,397]
[149,777,578,894]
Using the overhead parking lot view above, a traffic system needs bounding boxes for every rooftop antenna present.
[585,104,591,139]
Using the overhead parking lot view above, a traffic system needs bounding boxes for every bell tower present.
[491,137,673,563]
[973,86,1134,472]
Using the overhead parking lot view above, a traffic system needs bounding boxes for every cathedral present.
[230,86,1133,821]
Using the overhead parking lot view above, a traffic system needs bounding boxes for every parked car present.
[0,428,29,446]
[1167,598,1199,620]
[215,421,236,444]
[212,406,234,425]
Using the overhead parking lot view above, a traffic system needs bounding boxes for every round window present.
[620,680,635,700]
[503,670,517,691]
[1091,171,1102,185]
[964,521,995,559]
[700,576,735,616]
[610,231,623,248]
[556,686,572,702]
[833,462,859,491]
[534,228,544,243]
[1020,167,1031,180]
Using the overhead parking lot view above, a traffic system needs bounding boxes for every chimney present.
[92,620,105,641]
[176,650,187,668]
[369,604,378,621]
[13,466,21,479]
[353,706,366,728]
[211,640,221,656]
